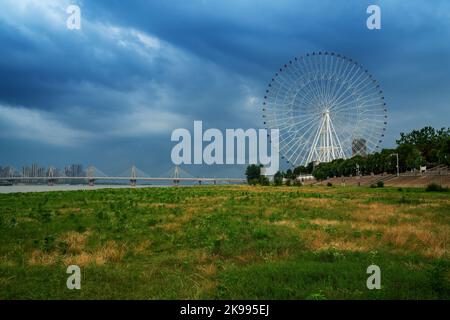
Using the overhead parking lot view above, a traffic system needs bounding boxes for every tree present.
[285,169,294,180]
[248,126,449,181]
[397,126,450,165]
[259,175,270,186]
[274,171,283,186]
[397,143,423,171]
[245,164,261,184]
[438,136,450,165]
[312,164,328,180]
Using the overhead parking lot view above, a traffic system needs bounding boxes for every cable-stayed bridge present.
[0,165,245,186]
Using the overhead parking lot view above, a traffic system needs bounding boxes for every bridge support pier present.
[198,180,202,185]
[47,179,54,186]
[88,179,95,186]
[130,179,137,187]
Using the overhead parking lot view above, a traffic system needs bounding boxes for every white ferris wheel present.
[262,52,387,167]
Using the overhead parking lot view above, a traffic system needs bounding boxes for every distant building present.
[65,164,84,177]
[352,138,367,156]
[0,166,13,177]
[31,163,38,177]
[22,166,31,177]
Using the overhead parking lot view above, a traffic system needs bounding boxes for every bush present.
[426,183,449,192]
[285,179,291,186]
[428,259,450,298]
[370,184,377,188]
[293,180,303,187]
[327,182,333,187]
[259,176,270,186]
[274,171,283,186]
[377,180,384,188]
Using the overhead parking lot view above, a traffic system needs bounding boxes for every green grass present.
[0,185,449,299]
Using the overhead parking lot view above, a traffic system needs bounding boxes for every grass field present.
[0,185,449,299]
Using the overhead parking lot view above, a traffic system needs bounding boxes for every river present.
[0,184,169,194]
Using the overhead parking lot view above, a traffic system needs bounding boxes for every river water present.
[0,184,168,194]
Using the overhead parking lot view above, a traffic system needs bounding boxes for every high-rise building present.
[22,166,31,177]
[65,164,84,177]
[352,138,367,157]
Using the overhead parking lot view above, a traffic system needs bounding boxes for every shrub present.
[285,179,291,186]
[293,180,303,187]
[370,184,377,188]
[426,183,449,192]
[327,182,333,187]
[245,164,262,184]
[274,171,283,186]
[377,180,384,188]
[428,260,450,298]
[259,176,270,186]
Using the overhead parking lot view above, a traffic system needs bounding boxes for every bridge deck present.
[0,177,246,182]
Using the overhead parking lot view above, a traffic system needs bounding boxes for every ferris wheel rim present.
[262,51,388,168]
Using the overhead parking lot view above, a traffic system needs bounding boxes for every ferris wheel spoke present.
[265,112,317,126]
[328,72,367,108]
[331,90,381,113]
[331,68,367,105]
[275,123,314,143]
[357,104,386,112]
[327,61,357,103]
[276,117,319,149]
[276,115,320,135]
[278,119,319,158]
[331,75,375,107]
[264,53,387,167]
[284,119,319,148]
[300,59,325,102]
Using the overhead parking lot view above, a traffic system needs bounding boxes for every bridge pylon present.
[130,165,137,187]
[47,167,55,186]
[87,165,95,186]
[173,165,180,185]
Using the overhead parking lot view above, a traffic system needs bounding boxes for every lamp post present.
[391,153,399,177]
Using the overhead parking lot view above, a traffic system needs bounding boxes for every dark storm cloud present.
[0,0,449,175]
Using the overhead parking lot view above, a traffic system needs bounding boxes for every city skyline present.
[0,163,85,178]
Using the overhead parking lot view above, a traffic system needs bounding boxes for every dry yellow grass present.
[301,228,375,252]
[63,240,126,266]
[292,197,341,208]
[198,263,217,276]
[310,219,341,226]
[29,236,126,267]
[271,220,298,228]
[134,240,152,254]
[350,202,397,223]
[381,224,449,258]
[161,221,182,231]
[58,230,91,254]
[266,196,449,258]
[141,203,179,208]
[29,250,59,266]
[58,207,81,214]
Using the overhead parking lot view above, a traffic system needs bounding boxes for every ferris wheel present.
[262,52,387,167]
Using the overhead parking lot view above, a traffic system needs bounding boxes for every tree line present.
[246,126,450,184]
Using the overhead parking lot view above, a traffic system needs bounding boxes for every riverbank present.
[0,185,448,299]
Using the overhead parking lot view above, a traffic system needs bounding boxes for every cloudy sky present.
[0,0,449,177]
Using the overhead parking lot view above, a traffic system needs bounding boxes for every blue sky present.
[0,0,449,177]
